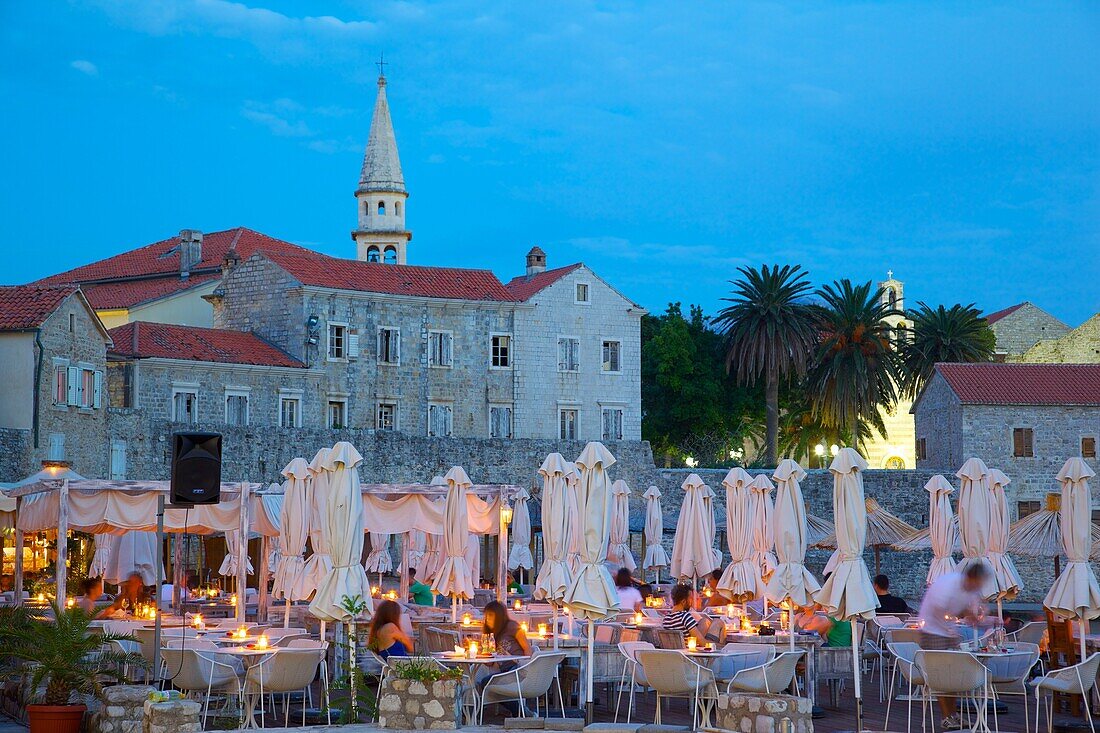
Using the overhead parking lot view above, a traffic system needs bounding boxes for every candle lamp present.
[255,634,269,650]
[66,598,75,609]
[462,612,473,627]
[703,587,713,598]
[726,604,736,618]
[230,594,238,608]
[36,592,45,602]
[520,621,529,633]
[633,611,644,625]
[467,641,479,659]
[537,623,548,636]
[233,626,248,641]
[513,599,522,611]
[686,637,698,651]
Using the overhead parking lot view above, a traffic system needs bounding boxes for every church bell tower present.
[353,66,411,264]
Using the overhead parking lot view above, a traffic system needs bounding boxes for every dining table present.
[217,646,279,729]
[430,652,529,724]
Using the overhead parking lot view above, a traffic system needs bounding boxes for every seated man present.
[407,568,435,606]
[873,574,910,614]
[662,584,707,643]
[796,604,852,648]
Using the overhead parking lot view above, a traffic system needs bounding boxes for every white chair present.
[614,641,654,723]
[478,652,567,724]
[1031,652,1100,733]
[160,647,243,726]
[244,647,328,727]
[985,647,1040,733]
[884,642,927,733]
[915,650,991,733]
[725,650,803,695]
[635,648,718,729]
[714,643,775,682]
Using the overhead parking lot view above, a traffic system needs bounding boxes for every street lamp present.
[814,444,825,469]
[829,444,839,457]
[685,456,697,468]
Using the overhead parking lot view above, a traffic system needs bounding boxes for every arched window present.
[887,287,897,308]
[377,201,386,216]
[366,246,381,263]
[895,323,907,348]
[395,201,402,217]
[364,201,370,216]
[383,246,398,265]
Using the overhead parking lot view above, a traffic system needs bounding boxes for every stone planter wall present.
[714,692,813,733]
[90,685,155,733]
[378,677,463,730]
[142,698,201,733]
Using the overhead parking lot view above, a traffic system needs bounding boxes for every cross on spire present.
[376,52,388,80]
[887,269,894,280]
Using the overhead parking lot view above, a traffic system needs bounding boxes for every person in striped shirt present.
[661,584,707,643]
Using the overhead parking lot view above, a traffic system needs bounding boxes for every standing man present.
[917,564,993,730]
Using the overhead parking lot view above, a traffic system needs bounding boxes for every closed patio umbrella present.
[956,457,998,600]
[765,459,820,623]
[607,479,636,572]
[717,467,757,603]
[507,487,534,576]
[302,447,334,598]
[272,457,312,626]
[431,466,475,622]
[563,442,619,724]
[218,530,254,580]
[702,482,723,569]
[1043,458,1100,661]
[815,448,877,733]
[364,532,393,588]
[533,453,574,647]
[88,533,114,579]
[565,462,583,575]
[749,474,777,592]
[925,475,958,585]
[987,468,1023,611]
[670,473,718,583]
[641,486,669,583]
[105,530,159,586]
[309,442,372,622]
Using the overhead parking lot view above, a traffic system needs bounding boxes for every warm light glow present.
[740,616,752,633]
[703,587,712,597]
[686,637,698,651]
[385,590,397,601]
[36,592,45,602]
[371,586,381,597]
[633,612,644,625]
[233,626,248,641]
[192,614,204,629]
[514,599,523,611]
[230,594,238,607]
[255,634,269,650]
[781,610,790,629]
[814,444,825,457]
[520,622,528,633]
[207,588,218,598]
[685,456,697,468]
[829,444,839,457]
[467,641,479,659]
[462,613,473,627]
[66,597,75,608]
[500,504,513,525]
[537,623,548,636]
[726,604,736,618]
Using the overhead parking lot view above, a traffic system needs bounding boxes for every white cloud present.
[240,100,313,137]
[70,59,99,76]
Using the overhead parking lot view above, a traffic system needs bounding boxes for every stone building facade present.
[1019,313,1100,364]
[985,302,1071,360]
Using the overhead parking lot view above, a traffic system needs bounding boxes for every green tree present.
[900,302,996,399]
[713,264,818,467]
[806,279,902,446]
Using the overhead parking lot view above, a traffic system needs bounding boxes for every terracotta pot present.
[26,704,86,733]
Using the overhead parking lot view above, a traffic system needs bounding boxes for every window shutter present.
[394,332,400,363]
[1012,429,1023,456]
[67,366,79,405]
[347,330,359,359]
[93,371,103,408]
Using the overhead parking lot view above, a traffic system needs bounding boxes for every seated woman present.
[483,600,531,659]
[615,568,644,612]
[796,604,852,648]
[77,577,104,615]
[368,600,414,660]
[661,584,707,643]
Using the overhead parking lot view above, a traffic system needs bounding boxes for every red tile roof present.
[108,322,305,368]
[935,363,1100,406]
[0,285,79,330]
[504,264,582,301]
[35,228,314,310]
[983,303,1025,325]
[263,250,517,302]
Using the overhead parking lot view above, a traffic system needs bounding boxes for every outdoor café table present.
[431,652,529,724]
[218,646,278,729]
[681,647,758,676]
[727,632,824,704]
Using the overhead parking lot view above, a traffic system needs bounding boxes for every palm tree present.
[806,279,902,445]
[900,302,996,399]
[713,264,818,467]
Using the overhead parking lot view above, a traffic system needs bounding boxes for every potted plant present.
[0,603,145,733]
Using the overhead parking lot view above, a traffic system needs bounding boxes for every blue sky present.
[2,1,1098,325]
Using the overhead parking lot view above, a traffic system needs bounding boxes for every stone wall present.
[913,372,964,471]
[1020,313,1100,363]
[90,685,154,733]
[142,698,201,733]
[991,303,1071,358]
[0,427,33,482]
[715,692,813,733]
[377,676,462,730]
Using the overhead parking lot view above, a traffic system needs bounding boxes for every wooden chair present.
[1045,610,1081,716]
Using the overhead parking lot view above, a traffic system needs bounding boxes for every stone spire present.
[357,74,405,194]
[353,69,411,264]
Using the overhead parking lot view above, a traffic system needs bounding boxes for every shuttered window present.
[1012,427,1034,457]
[1082,437,1097,459]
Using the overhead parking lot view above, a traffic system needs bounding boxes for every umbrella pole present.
[553,605,559,649]
[996,598,1003,627]
[874,546,881,575]
[852,621,863,733]
[790,603,796,652]
[1081,618,1087,663]
[284,598,290,628]
[451,596,457,623]
[586,619,595,725]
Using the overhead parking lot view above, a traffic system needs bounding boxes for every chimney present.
[178,229,203,279]
[525,246,547,276]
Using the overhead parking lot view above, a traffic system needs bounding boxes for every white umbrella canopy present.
[607,479,636,572]
[702,482,723,569]
[533,454,573,604]
[364,533,393,575]
[925,475,958,585]
[309,442,372,622]
[748,474,777,591]
[507,488,534,572]
[565,462,583,575]
[105,531,160,586]
[430,466,475,604]
[218,530,254,578]
[717,467,757,602]
[563,442,619,618]
[956,457,999,600]
[302,447,334,597]
[815,448,877,733]
[765,459,820,607]
[272,458,311,603]
[987,468,1023,601]
[1044,458,1100,653]
[670,473,719,582]
[88,533,114,578]
[641,486,669,579]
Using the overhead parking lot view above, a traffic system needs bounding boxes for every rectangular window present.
[54,365,68,404]
[225,391,249,426]
[378,327,400,364]
[601,340,622,373]
[48,433,65,462]
[109,440,127,480]
[68,313,75,333]
[1083,436,1097,459]
[66,366,79,405]
[428,403,453,437]
[376,401,397,431]
[279,396,301,428]
[327,323,347,360]
[916,437,927,461]
[328,400,347,429]
[171,388,198,424]
[559,408,578,440]
[1017,500,1041,520]
[489,405,513,439]
[79,368,94,408]
[1012,427,1034,457]
[429,330,454,368]
[491,334,512,369]
[558,337,580,372]
[575,282,590,304]
[602,407,624,441]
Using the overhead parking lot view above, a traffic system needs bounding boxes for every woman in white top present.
[614,568,643,612]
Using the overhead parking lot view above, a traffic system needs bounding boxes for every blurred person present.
[368,599,414,659]
[615,568,643,612]
[77,577,104,615]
